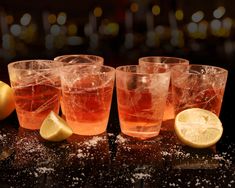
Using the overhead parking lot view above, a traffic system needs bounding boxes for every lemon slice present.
[174,108,223,148]
[0,81,15,120]
[40,111,73,142]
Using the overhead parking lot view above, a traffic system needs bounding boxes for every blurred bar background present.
[1,0,235,65]
[0,0,235,135]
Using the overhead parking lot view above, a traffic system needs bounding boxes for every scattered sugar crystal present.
[84,136,104,147]
[116,135,126,143]
[0,134,6,140]
[36,167,55,174]
[133,173,151,179]
[213,154,225,161]
[107,133,114,137]
[161,151,171,156]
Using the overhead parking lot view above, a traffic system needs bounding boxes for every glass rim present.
[139,56,189,65]
[116,64,171,76]
[171,64,228,75]
[8,59,62,70]
[61,64,115,73]
[54,54,104,62]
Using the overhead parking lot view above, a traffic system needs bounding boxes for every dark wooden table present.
[0,107,234,188]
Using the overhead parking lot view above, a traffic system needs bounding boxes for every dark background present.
[0,0,235,137]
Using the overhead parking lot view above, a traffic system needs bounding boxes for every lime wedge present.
[40,111,73,141]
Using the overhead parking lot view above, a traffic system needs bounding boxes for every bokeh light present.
[6,15,14,25]
[187,22,198,33]
[48,14,57,24]
[211,19,221,30]
[67,24,77,36]
[213,6,226,19]
[57,12,67,25]
[10,24,22,36]
[20,13,32,26]
[94,6,103,17]
[50,24,61,35]
[192,11,204,23]
[175,9,184,21]
[152,5,160,16]
[130,3,139,13]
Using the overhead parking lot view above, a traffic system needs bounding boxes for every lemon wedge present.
[40,111,73,142]
[174,108,223,148]
[0,81,15,120]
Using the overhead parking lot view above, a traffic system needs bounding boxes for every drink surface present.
[62,78,114,135]
[13,82,61,129]
[117,87,166,139]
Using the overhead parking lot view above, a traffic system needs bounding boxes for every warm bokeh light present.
[175,9,184,21]
[67,24,77,35]
[152,5,160,16]
[6,15,14,25]
[48,14,57,24]
[94,6,103,17]
[99,21,119,36]
[130,2,139,13]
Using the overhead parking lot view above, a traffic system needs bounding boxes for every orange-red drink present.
[61,64,115,135]
[138,56,189,131]
[54,54,104,119]
[8,60,62,129]
[171,64,228,116]
[116,65,171,140]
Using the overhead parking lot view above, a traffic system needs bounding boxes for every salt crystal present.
[84,136,104,147]
[213,154,225,161]
[77,153,85,158]
[161,151,171,156]
[116,135,126,143]
[0,134,6,140]
[108,133,114,137]
[34,172,38,177]
[36,167,54,174]
[133,173,151,179]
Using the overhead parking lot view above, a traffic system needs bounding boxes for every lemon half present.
[174,108,223,148]
[0,81,15,120]
[40,111,73,142]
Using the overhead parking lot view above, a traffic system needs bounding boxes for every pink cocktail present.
[116,65,171,140]
[8,60,62,129]
[171,64,228,116]
[139,56,189,131]
[54,54,104,119]
[60,64,115,135]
